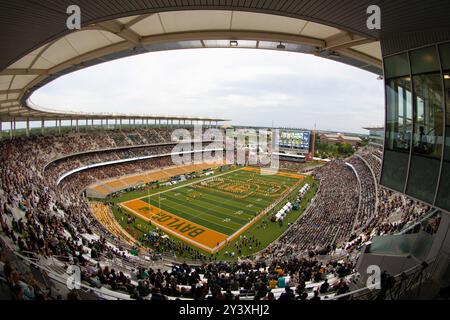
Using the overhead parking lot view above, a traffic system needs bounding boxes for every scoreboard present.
[279,130,311,151]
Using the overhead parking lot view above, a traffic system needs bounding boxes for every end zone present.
[119,199,228,253]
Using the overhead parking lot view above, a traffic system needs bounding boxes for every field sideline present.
[119,166,304,253]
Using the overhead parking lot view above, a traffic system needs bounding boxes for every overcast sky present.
[32,48,384,134]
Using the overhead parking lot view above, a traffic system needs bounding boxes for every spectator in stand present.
[319,279,330,294]
[0,129,434,301]
[278,287,295,301]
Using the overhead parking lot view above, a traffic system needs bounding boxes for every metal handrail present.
[43,139,212,171]
[397,208,440,235]
[10,248,133,300]
[332,257,437,300]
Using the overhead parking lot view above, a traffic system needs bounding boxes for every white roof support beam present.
[324,32,374,51]
[0,11,383,123]
[0,99,19,104]
[0,89,21,95]
[97,21,141,46]
[336,47,382,68]
[7,106,22,112]
[0,69,47,76]
[21,30,326,98]
[140,30,325,48]
[123,14,155,29]
[21,41,132,96]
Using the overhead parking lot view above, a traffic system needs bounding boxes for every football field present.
[119,167,303,253]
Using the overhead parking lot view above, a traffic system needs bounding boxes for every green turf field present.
[137,168,301,237]
[109,166,317,260]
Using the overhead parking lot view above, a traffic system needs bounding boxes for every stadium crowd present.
[341,146,433,253]
[358,149,382,180]
[74,252,354,300]
[261,160,359,259]
[0,129,201,269]
[347,156,377,230]
[0,129,439,300]
[259,146,435,262]
[59,157,175,194]
[45,142,212,185]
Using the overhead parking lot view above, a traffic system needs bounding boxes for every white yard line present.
[118,204,219,252]
[120,167,303,253]
[152,196,240,233]
[121,167,243,205]
[210,179,303,253]
[165,194,251,226]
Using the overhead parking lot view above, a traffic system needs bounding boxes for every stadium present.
[0,1,449,306]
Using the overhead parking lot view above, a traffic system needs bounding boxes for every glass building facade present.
[381,42,450,212]
[364,126,384,145]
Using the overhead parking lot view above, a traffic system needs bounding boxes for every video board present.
[279,131,310,150]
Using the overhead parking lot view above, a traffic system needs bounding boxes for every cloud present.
[31,48,384,134]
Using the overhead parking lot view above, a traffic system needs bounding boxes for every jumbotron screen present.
[279,131,311,150]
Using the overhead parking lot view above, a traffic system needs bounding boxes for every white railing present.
[57,148,224,185]
[332,257,437,300]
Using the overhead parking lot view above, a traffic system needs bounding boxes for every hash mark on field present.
[235,210,243,215]
[122,167,243,205]
[152,200,237,233]
[151,191,245,232]
[161,189,252,224]
[246,204,254,208]
[174,193,180,196]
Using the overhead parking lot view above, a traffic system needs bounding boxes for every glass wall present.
[382,43,450,211]
[381,74,412,192]
[436,43,450,210]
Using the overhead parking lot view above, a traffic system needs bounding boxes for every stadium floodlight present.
[277,42,286,49]
[230,40,238,47]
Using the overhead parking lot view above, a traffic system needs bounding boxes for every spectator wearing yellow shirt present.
[275,266,284,276]
[269,277,278,289]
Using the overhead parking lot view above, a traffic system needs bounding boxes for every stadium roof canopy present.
[1,1,449,122]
